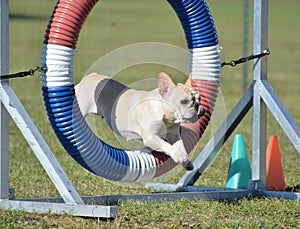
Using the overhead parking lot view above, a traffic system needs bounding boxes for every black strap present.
[1,50,270,79]
[221,49,270,67]
[0,66,44,79]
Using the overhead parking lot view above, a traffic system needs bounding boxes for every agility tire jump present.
[41,0,220,182]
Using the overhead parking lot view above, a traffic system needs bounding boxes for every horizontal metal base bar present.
[145,183,232,192]
[0,199,117,218]
[1,188,299,219]
[85,190,253,204]
[15,191,251,206]
[145,184,300,200]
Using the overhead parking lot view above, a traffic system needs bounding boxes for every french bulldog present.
[75,72,204,170]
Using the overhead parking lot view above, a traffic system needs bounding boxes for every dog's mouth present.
[194,103,206,118]
[175,102,205,124]
[191,90,205,118]
[173,83,206,123]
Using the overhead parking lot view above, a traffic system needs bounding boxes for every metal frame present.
[242,0,250,90]
[148,0,300,199]
[0,0,9,202]
[0,0,299,219]
[0,0,118,219]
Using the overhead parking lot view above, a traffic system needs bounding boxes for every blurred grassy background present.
[2,0,300,227]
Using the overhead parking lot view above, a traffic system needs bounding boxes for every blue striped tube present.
[41,0,220,182]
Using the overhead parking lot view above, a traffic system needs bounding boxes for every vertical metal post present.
[0,0,10,199]
[242,0,250,91]
[250,0,268,190]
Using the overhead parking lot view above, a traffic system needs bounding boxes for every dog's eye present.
[180,99,189,105]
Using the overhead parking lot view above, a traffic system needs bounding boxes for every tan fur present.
[75,72,200,169]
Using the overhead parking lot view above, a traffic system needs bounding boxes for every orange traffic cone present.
[266,135,286,191]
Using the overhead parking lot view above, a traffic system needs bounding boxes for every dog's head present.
[158,72,205,124]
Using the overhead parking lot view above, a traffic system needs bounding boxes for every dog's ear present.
[184,75,192,86]
[157,72,175,96]
[177,75,193,94]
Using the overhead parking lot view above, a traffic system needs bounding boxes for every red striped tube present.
[41,0,220,182]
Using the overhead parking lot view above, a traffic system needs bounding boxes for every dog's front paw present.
[170,140,189,163]
[170,142,194,170]
[182,160,194,171]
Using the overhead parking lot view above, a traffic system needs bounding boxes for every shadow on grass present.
[9,13,49,21]
[286,184,300,192]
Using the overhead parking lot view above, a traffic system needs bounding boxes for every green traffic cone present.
[225,134,252,189]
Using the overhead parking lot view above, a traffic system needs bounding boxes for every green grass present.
[1,0,299,228]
